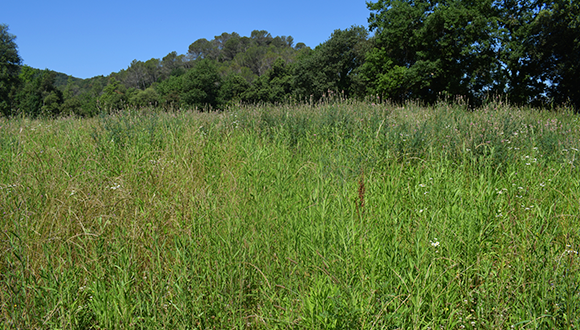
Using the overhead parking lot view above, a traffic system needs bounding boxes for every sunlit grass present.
[1,99,580,329]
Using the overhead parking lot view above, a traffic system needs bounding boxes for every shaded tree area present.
[364,0,503,104]
[241,57,293,104]
[364,0,580,109]
[526,0,580,108]
[294,26,370,101]
[0,24,22,116]
[2,1,580,118]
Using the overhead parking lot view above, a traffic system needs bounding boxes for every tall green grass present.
[1,100,580,329]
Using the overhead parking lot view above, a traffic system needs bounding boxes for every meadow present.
[1,98,580,329]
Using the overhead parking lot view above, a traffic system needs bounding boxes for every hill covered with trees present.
[1,0,579,117]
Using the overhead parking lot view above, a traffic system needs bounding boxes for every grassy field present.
[1,99,580,329]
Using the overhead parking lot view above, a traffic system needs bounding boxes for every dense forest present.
[1,0,579,117]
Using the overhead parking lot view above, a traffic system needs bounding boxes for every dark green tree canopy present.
[242,57,293,104]
[366,0,580,108]
[293,26,369,101]
[180,59,222,109]
[15,68,64,117]
[365,0,500,104]
[100,77,127,111]
[0,24,22,116]
[528,0,580,107]
[187,38,216,61]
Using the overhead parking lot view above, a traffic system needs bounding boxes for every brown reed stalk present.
[357,168,365,216]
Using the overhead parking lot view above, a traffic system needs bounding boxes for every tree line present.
[1,0,579,117]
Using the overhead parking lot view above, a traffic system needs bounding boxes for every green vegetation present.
[2,0,580,117]
[2,100,580,328]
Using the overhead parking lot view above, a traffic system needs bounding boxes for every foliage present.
[242,57,293,104]
[155,74,183,106]
[527,0,580,108]
[365,0,500,104]
[15,68,64,117]
[366,0,580,109]
[0,24,22,116]
[180,59,222,110]
[128,87,159,108]
[220,73,250,103]
[99,77,127,111]
[293,26,369,101]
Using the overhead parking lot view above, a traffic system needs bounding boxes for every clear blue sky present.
[3,0,372,79]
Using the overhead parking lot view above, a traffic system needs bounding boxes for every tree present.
[220,74,250,103]
[124,60,148,89]
[16,69,64,117]
[128,87,159,107]
[60,79,83,116]
[156,74,183,106]
[161,51,185,78]
[365,0,500,104]
[187,38,216,61]
[0,24,22,116]
[237,45,267,76]
[295,42,307,50]
[242,57,292,104]
[180,59,222,110]
[100,77,127,111]
[213,32,241,62]
[496,0,547,106]
[250,30,273,46]
[293,26,369,101]
[527,0,580,108]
